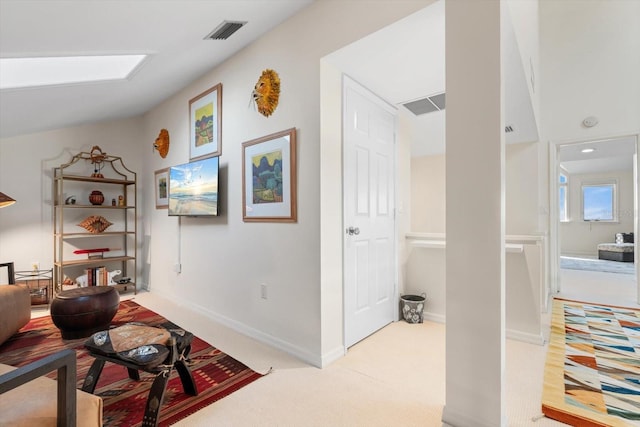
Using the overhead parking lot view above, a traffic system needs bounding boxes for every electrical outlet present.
[260,283,268,300]
[174,263,181,273]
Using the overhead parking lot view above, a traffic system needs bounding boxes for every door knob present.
[346,226,360,235]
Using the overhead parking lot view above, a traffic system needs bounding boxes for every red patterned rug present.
[0,299,264,426]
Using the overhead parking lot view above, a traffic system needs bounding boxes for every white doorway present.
[343,76,397,348]
[550,134,640,304]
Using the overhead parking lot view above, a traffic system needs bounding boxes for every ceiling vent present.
[402,92,445,116]
[204,21,247,40]
[505,125,514,133]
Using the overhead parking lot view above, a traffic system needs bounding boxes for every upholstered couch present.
[0,349,103,426]
[0,285,103,425]
[0,284,30,345]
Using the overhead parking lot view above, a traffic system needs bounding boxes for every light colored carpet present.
[560,256,635,275]
[120,292,565,426]
[32,291,560,426]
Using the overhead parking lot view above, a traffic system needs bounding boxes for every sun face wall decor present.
[153,129,170,158]
[252,69,280,117]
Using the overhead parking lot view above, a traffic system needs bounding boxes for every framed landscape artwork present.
[154,168,169,209]
[189,83,222,160]
[242,128,297,222]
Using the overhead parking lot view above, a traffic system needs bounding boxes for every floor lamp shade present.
[0,192,16,208]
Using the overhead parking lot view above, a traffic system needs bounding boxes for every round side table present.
[51,287,119,339]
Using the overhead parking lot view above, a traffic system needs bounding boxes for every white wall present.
[406,142,545,348]
[396,109,414,298]
[505,0,540,135]
[560,169,634,257]
[140,0,430,367]
[0,1,431,367]
[444,1,504,424]
[0,118,144,279]
[540,0,640,141]
[505,142,540,234]
[539,0,640,295]
[410,142,540,235]
[410,154,445,233]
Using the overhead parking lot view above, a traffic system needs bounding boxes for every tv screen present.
[169,156,219,216]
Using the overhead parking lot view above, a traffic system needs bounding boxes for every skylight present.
[0,55,147,90]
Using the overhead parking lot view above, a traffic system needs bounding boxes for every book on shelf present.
[85,266,108,286]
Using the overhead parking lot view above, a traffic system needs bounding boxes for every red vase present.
[89,190,104,205]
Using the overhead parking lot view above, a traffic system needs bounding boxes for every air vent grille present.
[505,125,514,133]
[204,21,247,40]
[402,92,445,116]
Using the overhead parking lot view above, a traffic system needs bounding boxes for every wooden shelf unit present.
[53,149,137,295]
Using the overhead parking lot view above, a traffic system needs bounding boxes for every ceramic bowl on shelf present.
[89,190,104,205]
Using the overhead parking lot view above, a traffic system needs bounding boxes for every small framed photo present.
[242,128,297,222]
[189,83,222,161]
[154,168,169,209]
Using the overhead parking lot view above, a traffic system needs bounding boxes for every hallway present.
[557,266,639,309]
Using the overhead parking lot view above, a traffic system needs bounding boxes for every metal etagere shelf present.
[53,146,137,295]
[15,269,53,306]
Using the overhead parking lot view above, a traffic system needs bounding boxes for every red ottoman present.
[51,287,119,339]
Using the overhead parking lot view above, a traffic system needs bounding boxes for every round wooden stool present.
[51,287,119,339]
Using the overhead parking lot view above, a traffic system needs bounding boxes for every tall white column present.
[443,1,505,426]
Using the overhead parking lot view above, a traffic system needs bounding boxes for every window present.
[582,181,616,221]
[559,173,568,222]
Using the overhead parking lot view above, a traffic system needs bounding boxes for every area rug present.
[0,299,264,426]
[542,298,640,426]
[560,256,635,275]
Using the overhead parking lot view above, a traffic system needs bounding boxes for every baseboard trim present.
[442,405,507,427]
[506,328,545,345]
[150,289,324,368]
[321,346,346,367]
[424,312,445,323]
[561,251,596,259]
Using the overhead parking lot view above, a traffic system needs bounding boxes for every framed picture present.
[154,168,169,209]
[242,128,297,222]
[189,83,222,160]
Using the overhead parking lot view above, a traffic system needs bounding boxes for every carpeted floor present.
[560,256,635,275]
[0,299,264,426]
[542,298,640,426]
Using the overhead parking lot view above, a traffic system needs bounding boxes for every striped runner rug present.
[542,298,640,426]
[0,299,264,426]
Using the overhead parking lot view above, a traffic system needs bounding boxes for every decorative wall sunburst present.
[252,69,280,117]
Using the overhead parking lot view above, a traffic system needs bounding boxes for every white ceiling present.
[559,136,637,175]
[325,0,540,157]
[1,0,541,154]
[0,0,313,138]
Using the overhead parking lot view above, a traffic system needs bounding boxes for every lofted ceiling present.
[325,0,540,157]
[1,0,540,154]
[0,0,313,139]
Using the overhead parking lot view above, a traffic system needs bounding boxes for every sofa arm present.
[0,284,31,345]
[0,349,77,427]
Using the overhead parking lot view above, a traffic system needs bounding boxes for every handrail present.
[405,233,546,254]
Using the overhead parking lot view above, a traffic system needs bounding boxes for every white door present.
[343,76,396,348]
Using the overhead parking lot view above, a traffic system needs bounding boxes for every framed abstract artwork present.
[154,168,169,209]
[242,128,297,222]
[189,83,222,160]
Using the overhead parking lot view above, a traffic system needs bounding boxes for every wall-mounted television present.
[168,156,219,216]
